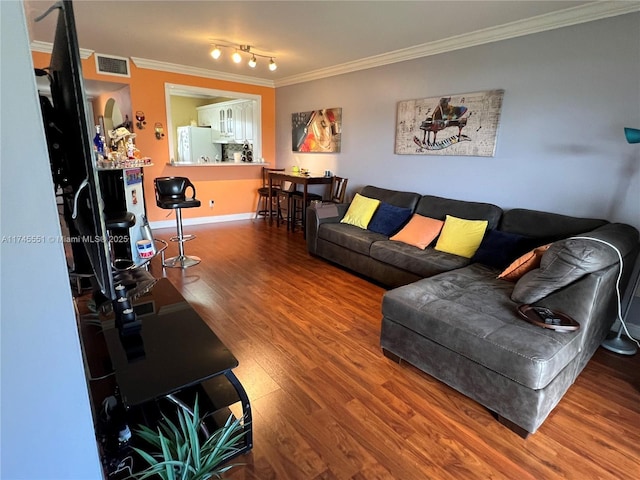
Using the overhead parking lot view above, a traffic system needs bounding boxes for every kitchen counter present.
[167,161,269,167]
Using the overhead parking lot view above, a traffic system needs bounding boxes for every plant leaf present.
[158,431,176,480]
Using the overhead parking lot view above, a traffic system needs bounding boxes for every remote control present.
[533,307,562,325]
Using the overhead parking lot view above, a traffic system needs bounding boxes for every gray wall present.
[276,13,640,231]
[0,1,103,478]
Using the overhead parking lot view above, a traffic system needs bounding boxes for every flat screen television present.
[37,0,115,301]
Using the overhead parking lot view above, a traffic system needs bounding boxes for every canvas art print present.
[395,89,504,157]
[292,108,342,153]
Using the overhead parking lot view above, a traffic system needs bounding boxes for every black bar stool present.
[154,177,202,268]
[105,211,136,270]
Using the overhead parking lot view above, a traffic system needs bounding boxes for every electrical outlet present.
[209,199,214,208]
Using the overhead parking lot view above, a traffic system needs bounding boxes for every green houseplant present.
[129,395,247,480]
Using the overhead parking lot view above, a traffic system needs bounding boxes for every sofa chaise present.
[306,185,639,436]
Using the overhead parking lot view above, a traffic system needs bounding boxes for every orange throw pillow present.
[390,214,444,250]
[498,244,551,281]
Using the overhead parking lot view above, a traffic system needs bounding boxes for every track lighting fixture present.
[208,42,277,71]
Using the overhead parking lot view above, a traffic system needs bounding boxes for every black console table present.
[101,278,252,454]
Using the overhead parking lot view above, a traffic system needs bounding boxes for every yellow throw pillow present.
[434,215,488,258]
[498,244,551,281]
[390,214,444,249]
[340,193,381,229]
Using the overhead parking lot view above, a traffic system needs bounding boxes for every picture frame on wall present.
[395,89,504,157]
[292,108,342,153]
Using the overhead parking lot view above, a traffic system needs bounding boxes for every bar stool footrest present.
[163,255,201,268]
[169,234,196,243]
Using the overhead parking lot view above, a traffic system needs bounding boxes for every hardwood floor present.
[141,219,640,479]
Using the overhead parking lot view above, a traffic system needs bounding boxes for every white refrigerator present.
[177,126,221,163]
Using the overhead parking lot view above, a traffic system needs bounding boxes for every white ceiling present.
[23,1,640,88]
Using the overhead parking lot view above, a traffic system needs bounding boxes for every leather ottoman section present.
[380,317,575,434]
[318,223,387,256]
[381,264,583,390]
[370,240,470,278]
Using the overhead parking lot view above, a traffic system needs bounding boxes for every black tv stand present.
[100,278,252,460]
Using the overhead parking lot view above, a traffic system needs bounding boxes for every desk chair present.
[255,167,284,219]
[154,176,201,268]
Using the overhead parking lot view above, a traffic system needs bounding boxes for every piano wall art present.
[395,90,504,157]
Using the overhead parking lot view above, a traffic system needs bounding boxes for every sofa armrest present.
[306,203,349,254]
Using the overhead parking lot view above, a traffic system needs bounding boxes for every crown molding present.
[130,57,275,88]
[30,40,94,59]
[274,1,640,87]
[29,2,638,90]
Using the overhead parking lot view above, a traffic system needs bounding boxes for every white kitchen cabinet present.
[196,109,208,126]
[196,104,215,127]
[233,101,254,143]
[195,100,254,143]
[225,106,234,138]
[196,104,225,140]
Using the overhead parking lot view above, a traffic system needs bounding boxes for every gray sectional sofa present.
[306,185,639,436]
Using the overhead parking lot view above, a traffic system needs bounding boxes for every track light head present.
[232,50,242,63]
[269,58,277,71]
[210,45,221,59]
[248,55,257,68]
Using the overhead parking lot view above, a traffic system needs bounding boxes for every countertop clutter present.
[95,126,152,169]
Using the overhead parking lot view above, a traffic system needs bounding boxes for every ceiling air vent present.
[95,53,130,78]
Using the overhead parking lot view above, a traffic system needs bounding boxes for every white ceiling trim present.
[275,1,640,87]
[30,39,94,59]
[130,57,275,88]
[29,2,639,90]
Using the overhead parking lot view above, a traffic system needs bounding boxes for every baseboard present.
[149,212,255,230]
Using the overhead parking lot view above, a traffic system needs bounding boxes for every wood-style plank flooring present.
[140,219,639,479]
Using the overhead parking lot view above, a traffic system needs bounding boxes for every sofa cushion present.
[371,241,470,278]
[499,208,608,240]
[389,214,444,249]
[381,264,584,390]
[360,185,422,211]
[511,223,638,304]
[340,193,380,229]
[368,202,414,236]
[415,195,503,230]
[434,215,488,258]
[318,223,387,256]
[498,244,552,281]
[471,229,533,270]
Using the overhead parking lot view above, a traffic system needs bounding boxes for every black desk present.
[102,278,251,451]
